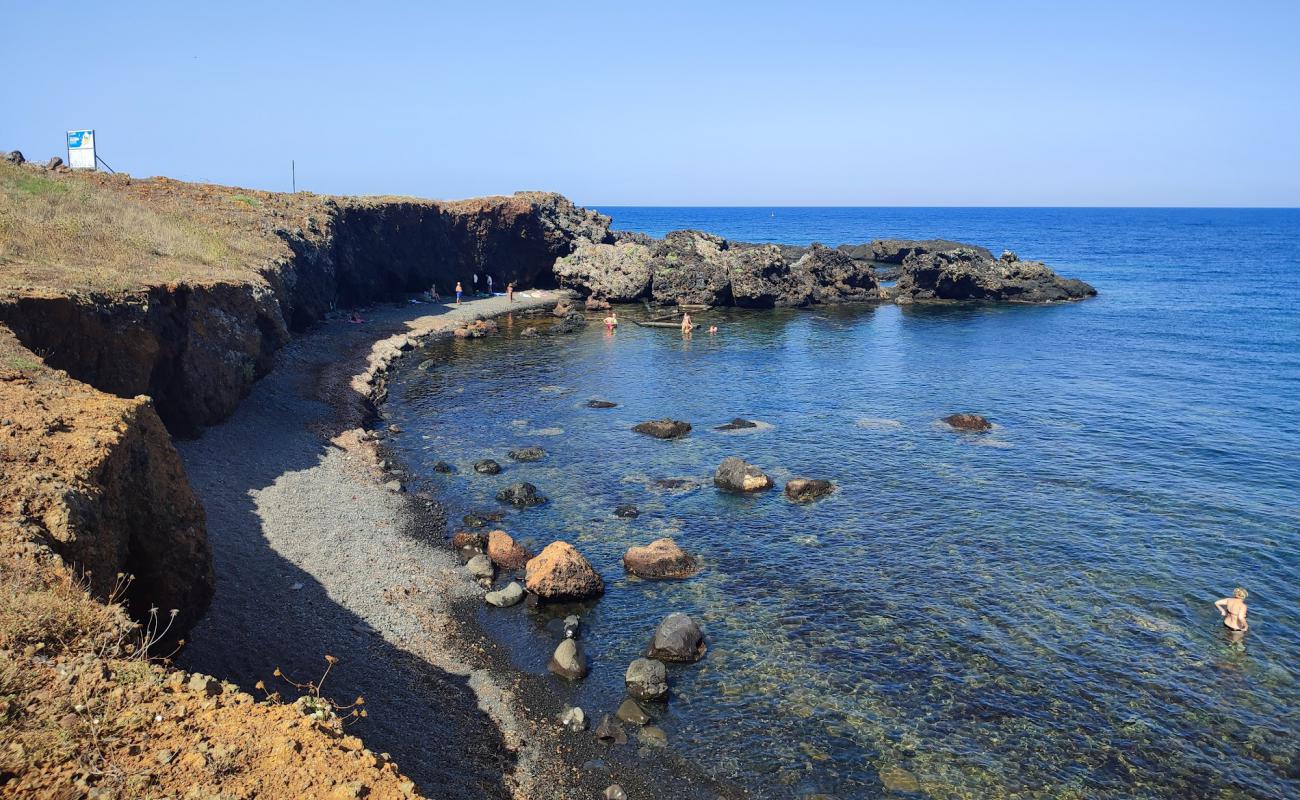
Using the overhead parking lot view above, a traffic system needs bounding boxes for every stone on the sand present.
[613,504,639,519]
[713,456,772,492]
[942,413,993,432]
[465,554,494,581]
[715,417,758,431]
[594,714,627,744]
[507,446,546,462]
[451,531,485,550]
[632,419,692,439]
[646,612,706,663]
[486,530,530,570]
[558,706,586,732]
[525,541,604,601]
[623,538,698,580]
[616,698,652,725]
[625,658,668,702]
[473,459,501,475]
[587,399,618,409]
[604,785,628,800]
[496,482,547,507]
[548,638,588,680]
[784,478,835,503]
[485,581,525,608]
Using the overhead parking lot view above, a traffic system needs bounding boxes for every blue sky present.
[2,1,1297,206]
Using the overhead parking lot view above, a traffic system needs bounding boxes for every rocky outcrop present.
[896,247,1096,304]
[714,457,772,492]
[794,244,881,304]
[554,241,652,302]
[649,231,735,306]
[524,541,604,601]
[867,238,993,264]
[623,538,698,579]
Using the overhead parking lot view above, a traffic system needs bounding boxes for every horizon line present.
[582,204,1300,210]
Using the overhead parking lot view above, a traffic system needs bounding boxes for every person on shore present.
[455,281,463,305]
[430,284,441,302]
[681,312,694,335]
[487,275,494,295]
[472,273,479,295]
[1215,588,1249,632]
[604,311,618,330]
[507,282,515,303]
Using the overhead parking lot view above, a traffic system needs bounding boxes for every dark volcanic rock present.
[612,229,655,246]
[587,399,618,409]
[625,658,668,701]
[713,456,772,492]
[794,243,881,304]
[633,419,692,439]
[496,482,547,507]
[508,446,545,462]
[728,243,808,308]
[45,156,63,170]
[649,231,734,306]
[869,238,993,264]
[785,478,835,503]
[473,458,501,475]
[942,413,993,431]
[451,531,486,550]
[594,714,627,744]
[550,312,587,335]
[554,241,653,302]
[646,612,707,663]
[715,417,758,431]
[433,460,455,473]
[896,248,1096,304]
[613,503,640,518]
[5,150,24,164]
[623,538,698,580]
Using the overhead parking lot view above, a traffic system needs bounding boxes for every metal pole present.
[292,160,296,192]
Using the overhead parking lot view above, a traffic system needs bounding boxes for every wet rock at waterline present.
[594,715,627,744]
[625,658,668,701]
[508,445,546,462]
[452,531,486,551]
[552,299,577,317]
[613,504,639,519]
[485,581,525,608]
[646,612,707,663]
[616,699,652,725]
[896,247,1096,303]
[496,482,547,507]
[453,318,499,339]
[474,458,502,475]
[525,541,604,601]
[548,638,589,680]
[551,313,587,335]
[715,417,758,431]
[942,413,993,432]
[714,456,773,492]
[587,399,618,409]
[465,554,495,581]
[785,478,835,503]
[558,706,586,732]
[632,419,692,439]
[487,530,531,570]
[639,725,668,747]
[623,538,698,579]
[585,296,612,311]
[433,460,455,473]
[563,614,581,640]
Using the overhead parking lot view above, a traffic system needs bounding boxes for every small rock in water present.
[713,456,772,492]
[507,446,546,462]
[465,554,494,581]
[646,612,706,663]
[548,638,588,680]
[484,581,525,608]
[942,413,992,432]
[613,504,639,519]
[784,478,835,503]
[473,459,502,475]
[616,698,652,725]
[388,424,402,434]
[714,417,758,431]
[625,658,668,702]
[558,705,586,732]
[604,785,627,800]
[638,725,668,747]
[594,715,627,744]
[587,399,618,409]
[623,538,698,580]
[433,461,455,473]
[563,614,581,640]
[462,513,487,529]
[632,419,692,439]
[496,482,547,507]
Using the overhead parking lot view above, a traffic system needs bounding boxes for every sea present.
[383,208,1300,799]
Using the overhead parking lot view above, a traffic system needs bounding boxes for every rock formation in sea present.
[895,247,1097,303]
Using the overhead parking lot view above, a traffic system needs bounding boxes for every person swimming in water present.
[1215,587,1249,632]
[681,312,694,334]
[708,325,718,334]
[604,311,618,329]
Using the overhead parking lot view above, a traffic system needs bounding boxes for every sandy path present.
[175,292,566,799]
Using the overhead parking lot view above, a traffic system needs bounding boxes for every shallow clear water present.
[385,208,1300,799]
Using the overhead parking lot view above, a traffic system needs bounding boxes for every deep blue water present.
[387,208,1300,799]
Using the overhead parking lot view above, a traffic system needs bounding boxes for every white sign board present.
[67,130,95,170]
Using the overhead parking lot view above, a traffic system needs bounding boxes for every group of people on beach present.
[440,275,515,306]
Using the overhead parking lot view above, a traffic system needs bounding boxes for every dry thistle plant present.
[257,655,367,729]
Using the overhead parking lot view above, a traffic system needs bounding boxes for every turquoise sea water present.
[386,208,1300,799]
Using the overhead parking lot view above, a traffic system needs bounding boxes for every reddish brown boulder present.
[623,538,698,580]
[942,413,992,432]
[487,529,530,570]
[525,541,604,601]
[451,531,485,550]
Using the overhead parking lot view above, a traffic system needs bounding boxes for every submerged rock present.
[548,638,589,680]
[508,445,546,462]
[785,478,835,503]
[613,503,639,519]
[632,419,692,439]
[714,456,772,492]
[896,247,1096,303]
[625,658,668,701]
[623,538,698,580]
[942,413,993,432]
[616,698,652,725]
[496,482,547,507]
[486,530,531,570]
[433,460,455,473]
[525,541,604,601]
[485,581,525,607]
[473,459,501,475]
[465,554,495,581]
[587,399,618,409]
[646,612,706,663]
[715,417,758,431]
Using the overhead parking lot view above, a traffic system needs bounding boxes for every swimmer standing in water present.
[604,310,618,330]
[1214,587,1249,632]
[681,312,694,335]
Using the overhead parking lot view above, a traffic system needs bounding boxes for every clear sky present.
[2,1,1297,206]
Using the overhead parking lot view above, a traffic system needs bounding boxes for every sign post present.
[66,130,96,170]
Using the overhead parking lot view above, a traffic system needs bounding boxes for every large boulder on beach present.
[896,247,1096,304]
[496,482,547,507]
[942,413,993,431]
[623,538,698,580]
[646,612,707,663]
[487,530,531,570]
[649,230,735,306]
[714,457,772,492]
[633,419,692,439]
[554,241,654,302]
[785,478,835,503]
[525,541,605,601]
[625,658,669,701]
[548,638,589,680]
